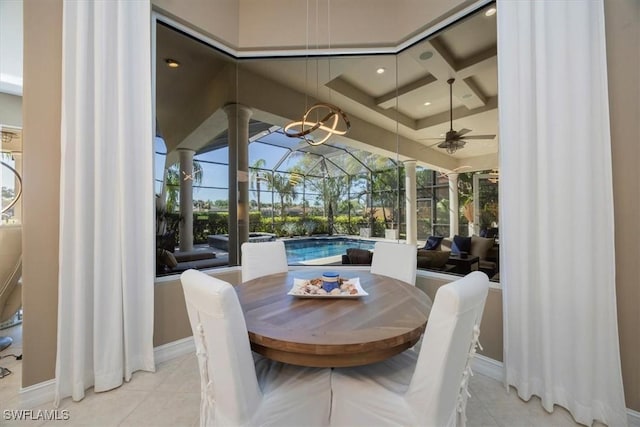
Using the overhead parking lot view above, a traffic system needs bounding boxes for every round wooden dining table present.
[234,269,432,368]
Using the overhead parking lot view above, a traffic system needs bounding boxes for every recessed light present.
[165,58,180,68]
[462,94,472,99]
[376,67,385,74]
[419,51,433,60]
[423,102,431,106]
[485,7,496,17]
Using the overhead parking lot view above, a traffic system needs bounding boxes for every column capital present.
[403,159,417,167]
[223,103,253,121]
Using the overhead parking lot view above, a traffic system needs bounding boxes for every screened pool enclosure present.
[155,120,456,245]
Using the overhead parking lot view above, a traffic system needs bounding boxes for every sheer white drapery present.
[55,0,155,403]
[497,1,627,425]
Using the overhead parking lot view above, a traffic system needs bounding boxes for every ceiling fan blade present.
[462,134,496,140]
[456,128,472,136]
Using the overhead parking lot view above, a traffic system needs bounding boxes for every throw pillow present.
[423,236,444,250]
[451,235,471,255]
[470,235,495,260]
[157,248,178,269]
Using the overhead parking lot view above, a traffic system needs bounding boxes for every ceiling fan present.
[422,78,496,154]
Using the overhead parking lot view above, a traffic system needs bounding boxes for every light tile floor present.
[0,325,586,426]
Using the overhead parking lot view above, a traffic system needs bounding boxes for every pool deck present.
[294,255,344,266]
[208,232,276,250]
[168,235,420,269]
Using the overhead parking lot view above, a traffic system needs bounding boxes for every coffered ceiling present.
[156,4,498,171]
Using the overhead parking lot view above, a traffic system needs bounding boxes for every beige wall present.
[153,0,471,52]
[606,0,640,411]
[152,0,239,49]
[153,270,241,346]
[21,0,62,387]
[19,0,640,413]
[417,276,503,362]
[239,0,473,51]
[0,93,22,126]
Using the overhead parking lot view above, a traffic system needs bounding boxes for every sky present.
[154,131,402,205]
[155,136,291,204]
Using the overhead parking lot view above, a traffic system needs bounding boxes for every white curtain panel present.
[497,1,627,425]
[55,0,155,403]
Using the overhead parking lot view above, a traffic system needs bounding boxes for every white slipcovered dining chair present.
[241,241,288,282]
[330,271,490,427]
[180,269,331,427]
[370,241,417,286]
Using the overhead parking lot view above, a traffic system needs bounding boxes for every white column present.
[224,103,253,266]
[404,160,417,245]
[448,173,459,237]
[178,149,195,252]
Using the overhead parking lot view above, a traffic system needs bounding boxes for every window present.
[154,4,498,275]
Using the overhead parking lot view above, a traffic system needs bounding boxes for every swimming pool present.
[284,237,376,263]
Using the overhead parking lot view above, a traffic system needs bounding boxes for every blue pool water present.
[284,237,375,263]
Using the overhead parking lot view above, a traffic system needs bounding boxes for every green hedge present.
[163,212,388,243]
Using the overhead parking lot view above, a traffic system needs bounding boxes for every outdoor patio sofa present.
[425,235,499,276]
[156,248,224,275]
[341,247,455,273]
[341,235,498,276]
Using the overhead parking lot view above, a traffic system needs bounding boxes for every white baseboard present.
[18,379,56,409]
[628,408,640,427]
[18,337,196,409]
[153,336,195,365]
[472,354,504,382]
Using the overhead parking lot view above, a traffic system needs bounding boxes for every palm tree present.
[164,160,204,213]
[370,166,401,228]
[305,174,347,235]
[250,158,267,214]
[263,172,299,218]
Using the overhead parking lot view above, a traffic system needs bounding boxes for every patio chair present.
[180,269,331,427]
[330,271,490,427]
[370,241,417,286]
[241,241,288,283]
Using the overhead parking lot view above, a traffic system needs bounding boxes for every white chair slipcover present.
[370,241,417,286]
[180,269,331,427]
[330,271,490,427]
[241,241,288,283]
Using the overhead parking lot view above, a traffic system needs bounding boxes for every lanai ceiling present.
[156,4,498,171]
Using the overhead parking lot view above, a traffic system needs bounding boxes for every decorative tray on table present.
[288,274,367,299]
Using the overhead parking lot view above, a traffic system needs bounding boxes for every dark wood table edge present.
[251,336,421,368]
